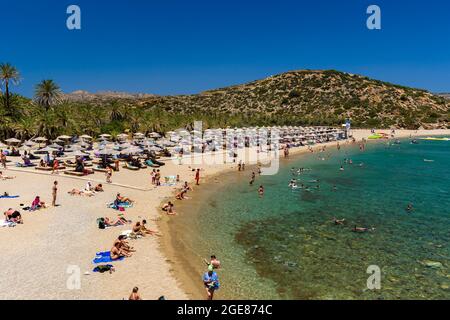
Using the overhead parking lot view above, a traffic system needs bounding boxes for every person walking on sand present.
[129,287,142,300]
[1,152,7,169]
[52,158,59,174]
[195,168,200,185]
[106,166,112,183]
[52,180,58,206]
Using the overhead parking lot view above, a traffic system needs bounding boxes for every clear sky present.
[2,0,450,97]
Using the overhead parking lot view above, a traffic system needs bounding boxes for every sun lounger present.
[123,163,139,170]
[145,159,160,168]
[35,166,66,171]
[15,163,36,168]
[64,170,85,177]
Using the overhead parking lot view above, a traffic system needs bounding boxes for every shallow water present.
[173,140,450,299]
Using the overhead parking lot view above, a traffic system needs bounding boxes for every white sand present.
[0,128,449,299]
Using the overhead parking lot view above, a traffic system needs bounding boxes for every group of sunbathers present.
[109,219,160,260]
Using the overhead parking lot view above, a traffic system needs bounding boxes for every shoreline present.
[156,128,450,300]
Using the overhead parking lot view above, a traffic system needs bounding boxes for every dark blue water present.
[175,139,450,299]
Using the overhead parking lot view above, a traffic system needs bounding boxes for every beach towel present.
[0,219,15,227]
[107,202,133,210]
[0,195,19,199]
[93,251,124,264]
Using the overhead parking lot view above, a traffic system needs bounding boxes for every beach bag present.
[97,218,106,229]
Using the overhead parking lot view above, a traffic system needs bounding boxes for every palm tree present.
[108,100,124,121]
[34,79,62,111]
[0,63,20,114]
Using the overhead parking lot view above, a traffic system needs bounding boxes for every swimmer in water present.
[406,203,413,212]
[332,185,337,191]
[340,166,344,171]
[258,185,264,197]
[351,226,375,233]
[332,217,346,225]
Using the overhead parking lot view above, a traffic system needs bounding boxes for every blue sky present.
[2,0,450,97]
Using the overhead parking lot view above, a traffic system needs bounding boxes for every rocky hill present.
[68,70,450,129]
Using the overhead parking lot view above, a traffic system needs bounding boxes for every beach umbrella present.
[57,135,72,140]
[68,150,89,157]
[38,146,58,153]
[33,137,48,142]
[5,138,21,144]
[80,134,92,139]
[48,143,62,149]
[23,140,37,147]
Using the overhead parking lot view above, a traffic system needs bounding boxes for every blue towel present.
[93,251,124,264]
[0,195,19,199]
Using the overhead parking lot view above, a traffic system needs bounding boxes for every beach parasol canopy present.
[80,134,92,139]
[23,140,37,147]
[68,150,89,157]
[33,137,48,142]
[38,146,58,153]
[57,135,72,140]
[5,138,21,144]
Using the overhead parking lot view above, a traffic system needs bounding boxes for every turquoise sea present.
[171,139,450,299]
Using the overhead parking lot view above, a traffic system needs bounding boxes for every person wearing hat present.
[202,264,220,300]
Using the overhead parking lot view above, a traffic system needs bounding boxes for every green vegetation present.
[0,65,448,140]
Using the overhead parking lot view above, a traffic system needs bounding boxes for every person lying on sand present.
[0,171,15,180]
[162,201,176,215]
[67,189,94,197]
[94,184,104,192]
[351,225,375,233]
[116,193,134,204]
[102,216,128,226]
[4,208,23,224]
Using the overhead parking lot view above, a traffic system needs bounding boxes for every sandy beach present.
[1,128,449,300]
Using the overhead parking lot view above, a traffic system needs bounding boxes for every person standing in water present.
[195,168,200,185]
[249,172,256,185]
[258,185,264,197]
[204,255,221,269]
[52,180,58,206]
[203,264,220,300]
